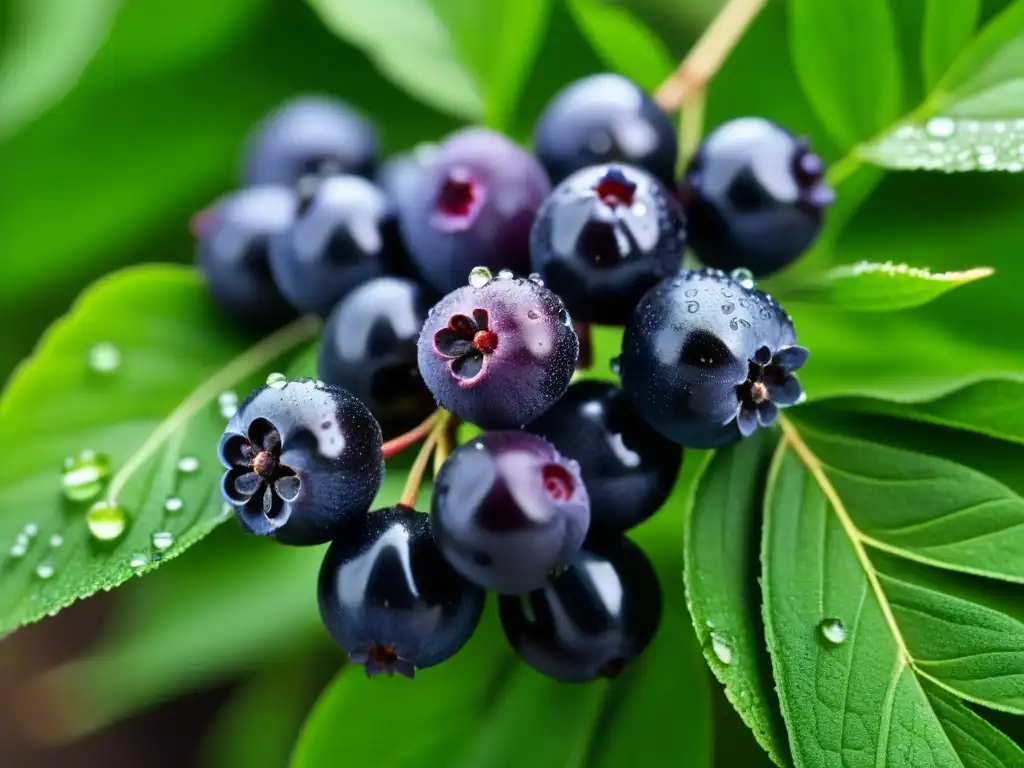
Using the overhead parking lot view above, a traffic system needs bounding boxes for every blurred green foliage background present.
[2,0,1024,765]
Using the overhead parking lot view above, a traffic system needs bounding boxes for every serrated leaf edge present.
[828,261,994,283]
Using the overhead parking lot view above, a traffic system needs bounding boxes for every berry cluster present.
[202,74,831,682]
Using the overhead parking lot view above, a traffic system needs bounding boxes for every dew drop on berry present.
[152,531,174,551]
[88,342,122,374]
[609,356,622,376]
[728,267,756,290]
[61,450,111,502]
[468,266,493,288]
[497,269,514,280]
[819,618,847,645]
[528,272,545,286]
[177,456,201,474]
[49,534,63,549]
[35,562,55,580]
[266,372,288,389]
[86,501,127,542]
[164,497,184,514]
[709,630,733,665]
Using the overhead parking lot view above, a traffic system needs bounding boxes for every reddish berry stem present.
[400,411,452,508]
[382,411,440,460]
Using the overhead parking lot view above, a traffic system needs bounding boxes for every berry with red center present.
[241,95,379,187]
[317,506,485,678]
[218,378,384,545]
[417,272,578,428]
[398,128,550,294]
[533,73,678,188]
[530,163,686,325]
[619,268,808,448]
[195,186,298,332]
[269,175,399,317]
[525,381,682,532]
[318,277,436,438]
[430,431,591,594]
[679,117,834,277]
[499,531,662,682]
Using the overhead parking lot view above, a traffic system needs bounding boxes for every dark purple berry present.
[620,269,807,449]
[525,381,681,532]
[680,117,834,277]
[499,532,661,682]
[317,506,485,678]
[398,128,550,294]
[241,95,378,187]
[529,164,686,325]
[318,277,435,437]
[533,74,678,188]
[218,378,384,545]
[195,186,298,332]
[376,143,439,217]
[269,175,397,317]
[431,431,591,594]
[417,273,578,429]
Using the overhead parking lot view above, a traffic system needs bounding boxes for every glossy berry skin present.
[196,186,298,331]
[318,277,435,437]
[218,378,384,546]
[499,532,661,682]
[417,274,578,429]
[376,143,439,217]
[620,269,808,449]
[431,431,591,594]
[525,381,681,532]
[398,127,550,294]
[680,117,834,277]
[533,74,678,188]
[530,164,686,325]
[241,95,378,187]
[269,175,397,317]
[318,506,485,678]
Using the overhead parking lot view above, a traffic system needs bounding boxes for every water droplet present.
[819,618,847,644]
[86,501,127,541]
[61,450,111,502]
[151,531,174,551]
[686,301,700,314]
[710,631,733,665]
[266,372,287,389]
[23,523,38,538]
[925,117,956,138]
[35,562,54,580]
[88,342,121,374]
[9,542,27,558]
[527,272,544,286]
[684,288,698,298]
[609,356,622,376]
[217,391,239,419]
[49,534,63,548]
[721,302,735,314]
[729,267,756,289]
[176,456,200,475]
[129,553,149,570]
[496,269,514,280]
[162,496,183,514]
[468,266,493,288]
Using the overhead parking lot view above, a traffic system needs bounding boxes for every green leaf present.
[430,0,552,130]
[294,463,712,768]
[782,261,994,312]
[566,0,675,92]
[304,0,483,120]
[763,422,1024,764]
[862,1,1024,171]
[42,526,325,737]
[685,433,790,767]
[788,0,903,147]
[0,0,119,139]
[922,0,981,91]
[0,265,319,636]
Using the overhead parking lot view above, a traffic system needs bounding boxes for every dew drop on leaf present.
[23,523,38,538]
[61,450,111,502]
[86,501,127,542]
[819,617,847,645]
[129,552,149,570]
[163,497,184,514]
[468,266,493,288]
[87,342,122,374]
[151,531,174,551]
[266,372,287,389]
[8,542,27,559]
[49,534,63,548]
[176,455,200,474]
[35,562,55,580]
[710,631,733,665]
[217,391,239,419]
